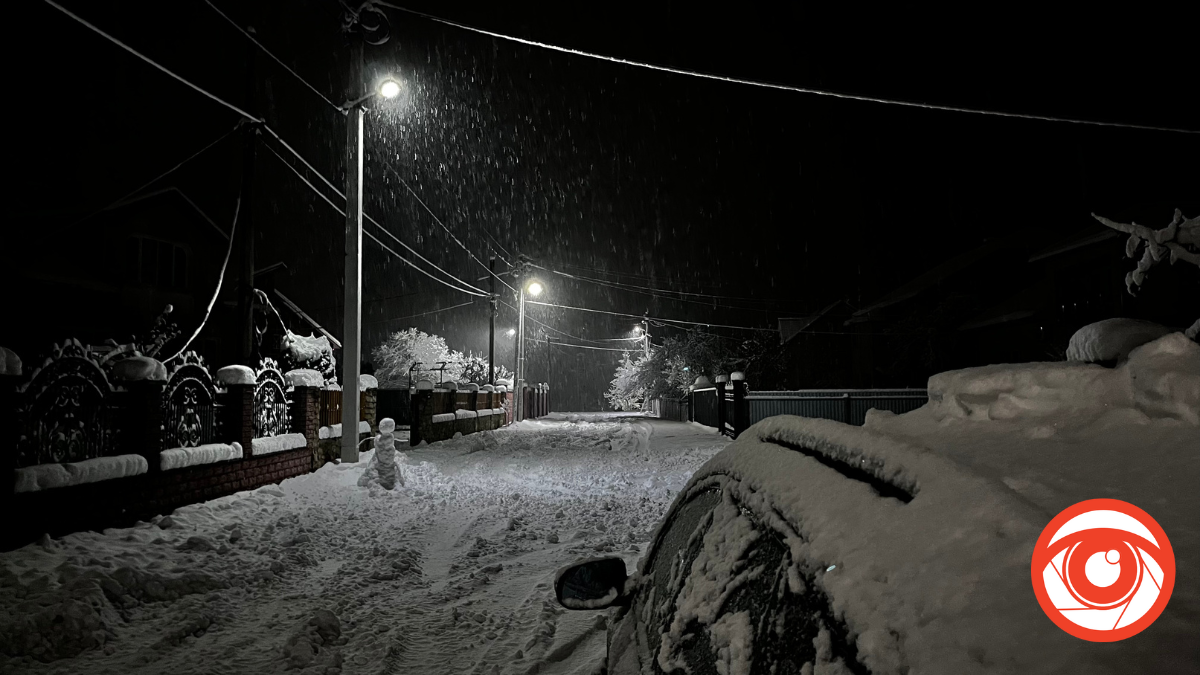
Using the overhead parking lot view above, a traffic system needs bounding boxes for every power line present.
[497,299,600,344]
[365,300,478,326]
[43,0,260,123]
[537,265,802,313]
[376,2,1198,135]
[526,300,774,331]
[381,161,518,293]
[203,0,342,112]
[257,130,491,296]
[164,196,241,363]
[48,123,242,242]
[544,341,632,353]
[262,142,488,297]
[540,265,799,304]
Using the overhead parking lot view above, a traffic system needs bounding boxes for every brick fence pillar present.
[361,388,377,436]
[223,384,254,454]
[290,386,320,469]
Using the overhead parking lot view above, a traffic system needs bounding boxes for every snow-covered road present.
[0,414,728,675]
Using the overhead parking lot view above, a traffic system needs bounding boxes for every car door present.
[621,478,862,675]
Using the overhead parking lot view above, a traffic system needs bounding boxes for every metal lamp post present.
[339,73,402,464]
[515,279,543,421]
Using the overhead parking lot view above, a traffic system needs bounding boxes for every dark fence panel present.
[653,397,687,422]
[161,351,222,449]
[692,387,719,428]
[376,388,411,426]
[13,339,129,467]
[747,389,928,426]
[253,358,291,438]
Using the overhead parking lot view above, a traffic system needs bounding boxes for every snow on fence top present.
[462,383,479,392]
[286,369,324,388]
[415,380,434,391]
[359,374,378,390]
[13,454,148,493]
[160,442,243,471]
[0,345,21,376]
[495,378,513,388]
[481,384,494,392]
[250,433,307,456]
[110,356,167,382]
[217,365,256,385]
[318,421,371,439]
[431,412,456,424]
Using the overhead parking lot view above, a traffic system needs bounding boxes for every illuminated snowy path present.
[0,414,728,675]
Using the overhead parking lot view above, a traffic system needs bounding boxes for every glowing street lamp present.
[506,328,516,337]
[516,278,546,421]
[378,78,401,99]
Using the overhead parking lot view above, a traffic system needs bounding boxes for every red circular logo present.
[1031,499,1175,642]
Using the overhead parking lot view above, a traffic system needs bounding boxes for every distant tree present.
[372,328,458,388]
[458,352,514,386]
[605,351,647,411]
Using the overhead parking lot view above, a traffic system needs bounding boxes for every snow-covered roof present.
[673,333,1198,673]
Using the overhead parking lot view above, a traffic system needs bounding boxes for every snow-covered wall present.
[286,369,324,388]
[318,421,372,440]
[251,433,308,456]
[14,454,149,493]
[160,443,243,471]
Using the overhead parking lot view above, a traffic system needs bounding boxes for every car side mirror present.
[555,556,628,610]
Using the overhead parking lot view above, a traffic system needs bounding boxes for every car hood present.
[675,334,1199,674]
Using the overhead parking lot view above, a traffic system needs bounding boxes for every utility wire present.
[526,300,775,331]
[539,265,800,304]
[544,341,632,353]
[262,142,488,297]
[365,300,478,325]
[43,0,261,122]
[381,161,518,293]
[163,195,241,363]
[258,130,491,296]
[498,299,606,345]
[202,0,343,112]
[537,265,801,312]
[46,123,241,242]
[376,2,1198,135]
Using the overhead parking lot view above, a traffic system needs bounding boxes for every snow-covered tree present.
[1094,209,1200,339]
[372,328,460,388]
[458,353,514,386]
[605,351,647,411]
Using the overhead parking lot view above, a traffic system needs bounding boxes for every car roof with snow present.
[659,332,1199,674]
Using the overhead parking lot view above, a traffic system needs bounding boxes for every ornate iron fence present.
[161,351,222,449]
[254,357,291,438]
[14,339,127,467]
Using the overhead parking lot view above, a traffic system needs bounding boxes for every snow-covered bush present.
[604,352,647,411]
[371,328,512,388]
[281,331,336,379]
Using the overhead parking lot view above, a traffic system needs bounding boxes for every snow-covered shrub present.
[1066,318,1174,363]
[281,331,336,379]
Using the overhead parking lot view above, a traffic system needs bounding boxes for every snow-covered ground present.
[0,413,728,675]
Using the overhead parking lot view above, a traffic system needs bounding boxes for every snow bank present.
[160,442,243,471]
[285,368,324,388]
[431,413,456,424]
[318,421,372,439]
[0,345,21,376]
[217,365,256,386]
[250,433,307,456]
[928,332,1199,425]
[283,331,333,365]
[13,454,148,493]
[359,374,378,390]
[454,409,478,419]
[109,355,167,382]
[1067,318,1175,363]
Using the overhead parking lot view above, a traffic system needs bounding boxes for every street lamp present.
[516,278,545,421]
[506,328,516,337]
[339,71,404,464]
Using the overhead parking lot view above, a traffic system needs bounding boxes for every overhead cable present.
[365,300,478,326]
[163,196,241,363]
[203,0,343,112]
[43,0,261,122]
[262,142,488,297]
[382,161,518,293]
[525,300,775,332]
[375,2,1198,135]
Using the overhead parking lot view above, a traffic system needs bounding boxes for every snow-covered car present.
[555,331,1199,674]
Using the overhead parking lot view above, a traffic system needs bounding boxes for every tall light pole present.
[515,278,543,421]
[338,56,402,463]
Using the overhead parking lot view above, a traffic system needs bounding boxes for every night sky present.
[7,1,1197,409]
